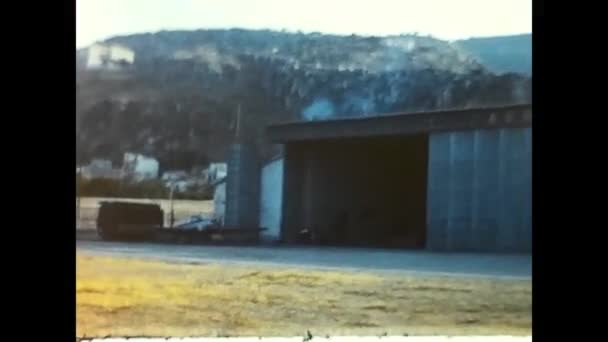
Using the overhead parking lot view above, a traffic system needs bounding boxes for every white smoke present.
[302,98,335,121]
[341,95,376,116]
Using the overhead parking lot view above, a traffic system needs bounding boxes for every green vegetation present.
[455,34,531,75]
[77,30,531,170]
[76,176,213,200]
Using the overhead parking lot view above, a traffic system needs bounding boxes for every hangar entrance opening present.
[282,134,429,249]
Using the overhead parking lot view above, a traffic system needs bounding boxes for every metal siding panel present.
[225,144,260,228]
[495,129,510,251]
[509,129,527,251]
[446,131,475,250]
[225,145,240,227]
[428,127,532,253]
[496,128,526,252]
[281,146,305,242]
[503,127,532,252]
[426,132,451,251]
[521,127,532,252]
[471,129,500,251]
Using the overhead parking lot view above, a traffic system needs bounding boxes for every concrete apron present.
[79,336,532,342]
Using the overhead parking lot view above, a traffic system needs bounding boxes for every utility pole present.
[76,166,81,228]
[169,184,175,229]
[235,103,241,141]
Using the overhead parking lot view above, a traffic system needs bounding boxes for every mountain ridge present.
[76,29,531,171]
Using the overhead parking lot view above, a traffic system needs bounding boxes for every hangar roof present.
[267,103,532,143]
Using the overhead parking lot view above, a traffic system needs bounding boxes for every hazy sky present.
[77,0,531,48]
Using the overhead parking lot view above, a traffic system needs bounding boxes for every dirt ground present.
[76,255,531,338]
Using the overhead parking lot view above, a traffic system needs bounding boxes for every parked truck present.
[95,201,264,244]
[96,201,163,241]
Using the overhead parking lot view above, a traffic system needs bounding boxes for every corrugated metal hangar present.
[228,104,531,253]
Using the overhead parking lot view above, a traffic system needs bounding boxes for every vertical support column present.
[495,129,509,251]
[496,127,532,252]
[521,128,533,252]
[225,143,260,228]
[426,132,451,251]
[446,131,475,250]
[471,129,500,251]
[303,152,314,230]
[225,145,240,227]
[280,144,304,243]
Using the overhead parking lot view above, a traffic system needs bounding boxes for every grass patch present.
[77,254,531,337]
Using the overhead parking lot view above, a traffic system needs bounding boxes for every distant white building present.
[259,156,284,242]
[206,162,228,225]
[161,170,188,182]
[211,176,227,226]
[172,180,190,192]
[86,43,135,70]
[161,170,190,191]
[206,162,227,184]
[80,159,122,180]
[89,158,112,170]
[123,153,159,182]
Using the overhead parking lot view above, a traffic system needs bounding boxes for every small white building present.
[172,180,190,192]
[161,170,190,191]
[206,163,227,184]
[86,43,135,70]
[161,170,188,182]
[80,159,122,180]
[211,176,227,226]
[258,156,284,242]
[89,158,112,170]
[123,152,159,182]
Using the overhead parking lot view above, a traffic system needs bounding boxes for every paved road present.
[76,240,531,280]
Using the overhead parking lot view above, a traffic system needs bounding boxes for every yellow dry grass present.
[76,255,531,338]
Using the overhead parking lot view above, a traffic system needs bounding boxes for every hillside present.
[454,34,531,75]
[76,29,531,171]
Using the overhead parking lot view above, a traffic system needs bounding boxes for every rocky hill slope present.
[76,29,531,171]
[454,34,531,75]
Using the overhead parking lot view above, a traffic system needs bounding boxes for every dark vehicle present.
[96,201,164,241]
[95,201,264,244]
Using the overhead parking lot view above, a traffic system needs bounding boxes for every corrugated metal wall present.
[426,127,532,252]
[259,158,284,242]
[225,144,260,228]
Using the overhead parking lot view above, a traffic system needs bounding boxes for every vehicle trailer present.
[97,201,163,241]
[96,201,264,244]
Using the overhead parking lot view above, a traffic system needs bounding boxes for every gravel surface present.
[78,336,532,342]
[76,240,531,280]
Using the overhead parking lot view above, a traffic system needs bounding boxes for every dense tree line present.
[76,176,213,200]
